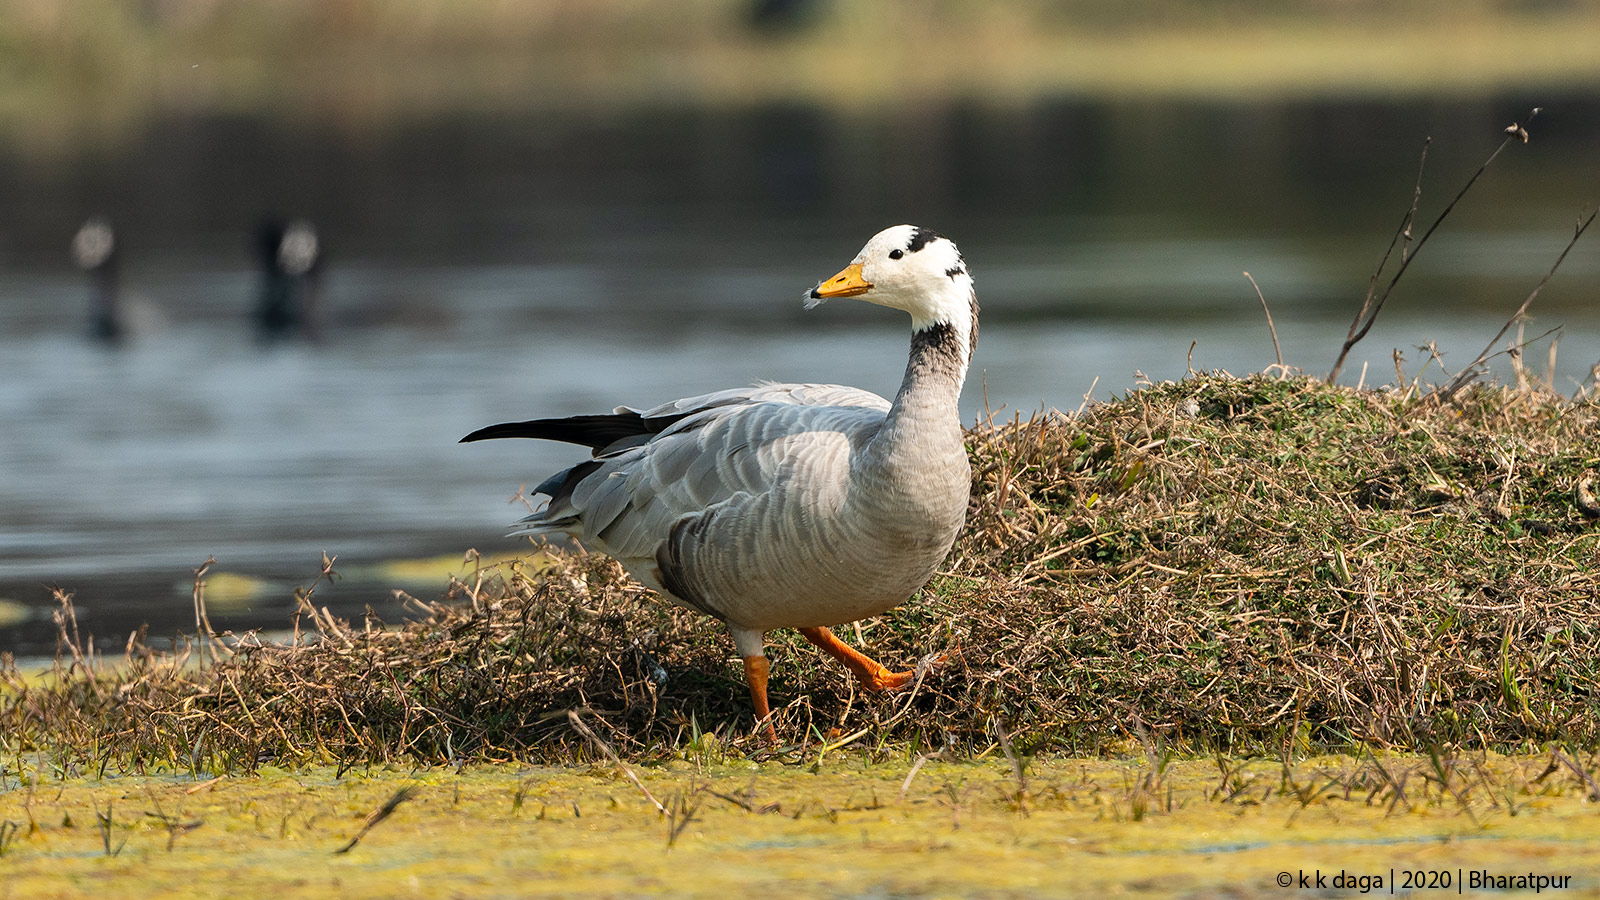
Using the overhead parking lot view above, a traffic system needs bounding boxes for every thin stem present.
[1436,208,1596,400]
[1243,271,1284,372]
[1329,108,1542,383]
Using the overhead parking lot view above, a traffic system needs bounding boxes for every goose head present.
[806,225,974,337]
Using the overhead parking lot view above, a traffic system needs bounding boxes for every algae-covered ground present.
[3,754,1598,899]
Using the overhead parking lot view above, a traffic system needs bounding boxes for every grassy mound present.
[3,374,1598,771]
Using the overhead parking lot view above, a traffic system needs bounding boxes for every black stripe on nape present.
[944,265,966,280]
[908,320,968,380]
[968,290,980,357]
[906,227,944,254]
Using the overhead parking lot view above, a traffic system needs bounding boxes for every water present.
[3,96,1598,654]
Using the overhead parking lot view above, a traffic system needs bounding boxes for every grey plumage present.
[463,225,977,727]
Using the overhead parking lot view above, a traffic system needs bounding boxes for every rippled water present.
[2,96,1597,653]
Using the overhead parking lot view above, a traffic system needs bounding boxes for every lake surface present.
[2,95,1597,654]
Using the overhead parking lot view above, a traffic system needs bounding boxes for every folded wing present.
[462,383,891,574]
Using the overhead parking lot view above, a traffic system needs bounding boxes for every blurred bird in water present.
[462,225,977,740]
[254,216,323,343]
[72,216,122,344]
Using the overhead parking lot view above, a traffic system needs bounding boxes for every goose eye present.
[888,248,904,260]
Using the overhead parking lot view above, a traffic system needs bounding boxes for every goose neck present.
[868,319,970,462]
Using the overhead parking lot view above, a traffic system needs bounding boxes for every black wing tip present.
[459,421,535,443]
[459,411,695,452]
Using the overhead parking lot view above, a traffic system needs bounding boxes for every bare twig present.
[1243,272,1284,372]
[995,719,1029,814]
[1331,137,1430,383]
[568,709,666,814]
[1553,749,1600,801]
[191,557,231,666]
[1330,109,1542,383]
[335,785,419,854]
[665,785,704,849]
[1438,326,1562,398]
[144,787,203,851]
[92,798,126,857]
[1545,332,1560,392]
[291,553,341,645]
[1075,376,1100,415]
[1575,360,1600,401]
[898,751,943,803]
[1436,209,1596,400]
[50,589,87,671]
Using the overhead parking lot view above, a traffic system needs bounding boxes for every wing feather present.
[511,384,888,580]
[628,382,889,418]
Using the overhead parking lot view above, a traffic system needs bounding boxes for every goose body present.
[462,225,977,737]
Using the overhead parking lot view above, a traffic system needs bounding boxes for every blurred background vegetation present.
[4,0,1600,150]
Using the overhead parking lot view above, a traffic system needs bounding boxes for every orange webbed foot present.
[798,626,946,694]
[865,666,916,692]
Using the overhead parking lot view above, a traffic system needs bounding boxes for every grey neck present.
[866,320,969,465]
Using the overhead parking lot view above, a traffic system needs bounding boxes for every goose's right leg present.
[798,626,915,691]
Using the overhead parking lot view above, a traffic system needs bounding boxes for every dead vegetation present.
[3,373,1597,771]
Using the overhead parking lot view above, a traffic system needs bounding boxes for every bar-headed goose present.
[462,225,977,740]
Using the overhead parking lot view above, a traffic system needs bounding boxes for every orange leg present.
[798,626,915,692]
[742,656,779,742]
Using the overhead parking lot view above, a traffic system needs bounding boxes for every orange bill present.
[811,262,873,298]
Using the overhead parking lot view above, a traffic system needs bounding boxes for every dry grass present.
[4,373,1598,772]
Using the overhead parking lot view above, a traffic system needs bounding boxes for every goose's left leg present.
[798,626,914,691]
[732,627,779,742]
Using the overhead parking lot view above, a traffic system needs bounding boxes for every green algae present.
[3,754,1598,898]
[340,550,548,589]
[0,599,27,629]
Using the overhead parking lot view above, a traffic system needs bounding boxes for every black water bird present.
[253,217,323,343]
[72,216,122,344]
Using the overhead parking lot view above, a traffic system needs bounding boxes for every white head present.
[72,216,116,270]
[806,225,976,343]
